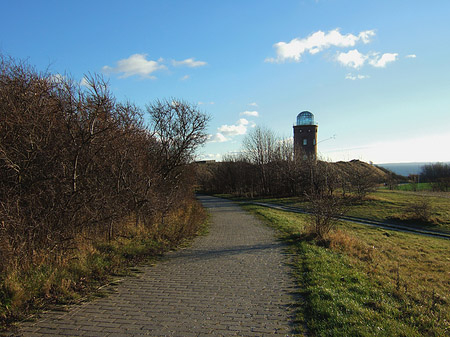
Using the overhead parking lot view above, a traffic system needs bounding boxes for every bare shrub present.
[348,166,378,199]
[0,54,209,273]
[405,199,433,223]
[306,193,347,240]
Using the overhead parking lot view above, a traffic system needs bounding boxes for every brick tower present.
[293,111,318,160]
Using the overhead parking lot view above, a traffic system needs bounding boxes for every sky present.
[1,0,450,164]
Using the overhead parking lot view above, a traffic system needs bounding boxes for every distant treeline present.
[0,55,209,272]
[197,126,388,199]
[420,163,450,191]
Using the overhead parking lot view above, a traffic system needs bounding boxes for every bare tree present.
[147,98,210,175]
[242,126,278,195]
[146,98,210,221]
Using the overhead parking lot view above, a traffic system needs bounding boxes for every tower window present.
[303,139,307,146]
[313,139,316,145]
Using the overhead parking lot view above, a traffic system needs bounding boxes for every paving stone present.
[6,195,298,336]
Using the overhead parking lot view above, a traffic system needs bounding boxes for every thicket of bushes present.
[0,55,209,323]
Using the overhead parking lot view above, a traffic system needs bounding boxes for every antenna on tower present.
[318,134,336,144]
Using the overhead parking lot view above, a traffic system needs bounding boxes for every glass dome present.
[296,111,315,126]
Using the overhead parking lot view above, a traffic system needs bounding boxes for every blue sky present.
[2,0,450,164]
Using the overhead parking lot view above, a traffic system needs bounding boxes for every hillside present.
[333,159,394,182]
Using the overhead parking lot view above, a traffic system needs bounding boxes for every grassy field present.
[346,190,450,232]
[389,183,433,192]
[242,189,450,233]
[242,204,450,336]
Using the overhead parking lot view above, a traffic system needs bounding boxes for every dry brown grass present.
[0,198,207,328]
[331,222,450,333]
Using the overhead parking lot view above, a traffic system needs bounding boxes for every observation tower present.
[293,111,318,160]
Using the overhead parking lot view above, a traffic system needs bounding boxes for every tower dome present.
[296,111,314,126]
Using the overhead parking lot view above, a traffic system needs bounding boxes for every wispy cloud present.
[80,77,89,87]
[103,54,207,79]
[248,102,258,107]
[368,52,398,68]
[337,50,399,69]
[208,133,228,143]
[405,54,417,58]
[198,101,215,105]
[102,54,166,79]
[266,28,375,63]
[345,73,369,80]
[172,58,207,67]
[49,74,65,83]
[240,110,259,117]
[197,153,222,161]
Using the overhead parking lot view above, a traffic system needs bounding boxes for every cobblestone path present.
[8,195,298,336]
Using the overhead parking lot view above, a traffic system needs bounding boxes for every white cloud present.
[180,75,190,81]
[172,58,207,67]
[197,153,222,161]
[218,118,249,137]
[406,54,417,58]
[337,49,367,69]
[368,52,398,68]
[102,54,166,79]
[49,74,64,83]
[268,28,400,73]
[337,50,399,69]
[248,102,258,107]
[208,133,228,143]
[266,28,375,63]
[80,77,89,87]
[198,101,215,105]
[240,110,259,117]
[208,118,252,143]
[345,73,369,80]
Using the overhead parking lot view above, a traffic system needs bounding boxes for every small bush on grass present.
[306,193,347,241]
[405,198,433,223]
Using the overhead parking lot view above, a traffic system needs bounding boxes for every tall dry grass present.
[0,198,206,326]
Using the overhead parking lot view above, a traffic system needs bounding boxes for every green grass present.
[346,190,450,232]
[241,189,450,233]
[388,183,433,192]
[243,204,450,336]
